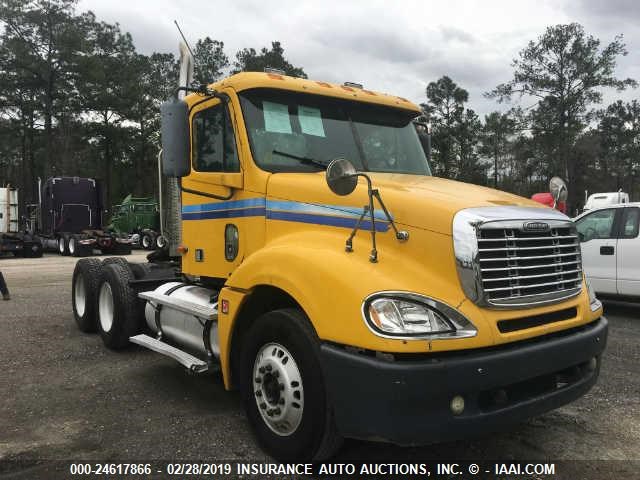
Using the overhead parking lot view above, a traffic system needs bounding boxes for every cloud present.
[77,0,639,117]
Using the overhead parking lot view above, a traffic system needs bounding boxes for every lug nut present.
[259,403,266,410]
[273,371,279,378]
[274,408,281,415]
[255,377,262,383]
[267,409,274,416]
[255,391,262,397]
[259,367,265,374]
[265,365,272,372]
[450,395,465,415]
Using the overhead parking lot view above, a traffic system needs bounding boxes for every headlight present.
[362,292,477,340]
[584,276,602,312]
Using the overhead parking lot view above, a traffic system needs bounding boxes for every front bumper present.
[320,317,608,445]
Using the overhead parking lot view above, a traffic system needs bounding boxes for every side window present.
[621,208,639,239]
[576,209,616,242]
[192,103,239,172]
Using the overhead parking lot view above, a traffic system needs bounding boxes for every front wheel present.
[240,309,342,461]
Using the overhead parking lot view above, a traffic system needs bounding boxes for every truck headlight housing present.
[585,276,602,312]
[362,292,477,340]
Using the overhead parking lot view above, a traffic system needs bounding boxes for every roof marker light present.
[343,81,363,89]
[264,67,286,75]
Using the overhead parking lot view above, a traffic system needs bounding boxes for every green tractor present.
[108,195,165,250]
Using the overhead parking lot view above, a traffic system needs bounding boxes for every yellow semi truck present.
[71,69,607,461]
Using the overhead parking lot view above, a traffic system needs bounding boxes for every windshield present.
[239,88,431,175]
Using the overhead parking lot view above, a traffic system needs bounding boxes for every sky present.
[78,0,640,118]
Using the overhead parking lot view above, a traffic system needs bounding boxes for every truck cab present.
[72,71,607,461]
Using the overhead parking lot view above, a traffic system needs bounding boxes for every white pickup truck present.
[584,191,629,211]
[574,203,640,298]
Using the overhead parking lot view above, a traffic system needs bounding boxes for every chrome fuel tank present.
[144,282,219,357]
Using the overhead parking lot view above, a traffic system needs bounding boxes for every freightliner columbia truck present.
[71,61,608,461]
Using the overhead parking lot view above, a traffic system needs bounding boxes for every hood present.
[266,172,549,235]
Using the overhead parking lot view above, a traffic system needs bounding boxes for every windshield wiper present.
[272,149,329,169]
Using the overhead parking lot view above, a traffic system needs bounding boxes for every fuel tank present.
[144,282,219,358]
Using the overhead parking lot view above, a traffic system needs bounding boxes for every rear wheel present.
[72,258,103,332]
[102,256,129,271]
[97,263,142,349]
[141,233,154,250]
[31,240,43,257]
[58,235,69,256]
[155,235,167,249]
[240,308,342,461]
[69,235,90,257]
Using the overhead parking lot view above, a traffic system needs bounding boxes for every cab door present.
[181,97,259,279]
[616,207,640,296]
[575,208,619,295]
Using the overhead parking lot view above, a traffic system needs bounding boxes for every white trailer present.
[0,186,43,258]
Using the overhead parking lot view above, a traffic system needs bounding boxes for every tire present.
[58,235,69,256]
[240,308,342,462]
[141,233,154,250]
[102,257,130,271]
[112,242,132,255]
[155,234,167,250]
[30,240,43,258]
[129,262,153,280]
[72,258,103,332]
[96,263,142,349]
[69,235,90,257]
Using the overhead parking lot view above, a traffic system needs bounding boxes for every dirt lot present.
[0,253,638,479]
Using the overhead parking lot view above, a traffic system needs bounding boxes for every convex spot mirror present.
[160,98,190,177]
[549,176,568,202]
[326,158,358,196]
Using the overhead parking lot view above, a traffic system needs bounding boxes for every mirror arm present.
[371,189,409,241]
[177,177,234,201]
[361,173,379,263]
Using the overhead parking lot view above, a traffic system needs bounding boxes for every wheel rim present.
[253,343,304,436]
[74,273,86,317]
[156,236,166,248]
[98,282,114,332]
[58,238,65,253]
[69,238,76,254]
[142,235,150,248]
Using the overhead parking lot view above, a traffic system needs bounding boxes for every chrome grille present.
[476,222,582,307]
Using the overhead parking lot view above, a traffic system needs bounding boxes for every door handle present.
[600,246,614,255]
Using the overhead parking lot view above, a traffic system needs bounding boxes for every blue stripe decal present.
[266,200,389,221]
[181,197,391,232]
[182,207,266,220]
[182,198,265,213]
[267,210,389,232]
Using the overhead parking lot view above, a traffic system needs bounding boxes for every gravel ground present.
[0,252,638,479]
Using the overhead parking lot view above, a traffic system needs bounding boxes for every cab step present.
[138,290,217,320]
[130,334,214,374]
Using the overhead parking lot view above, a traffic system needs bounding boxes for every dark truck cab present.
[39,177,131,256]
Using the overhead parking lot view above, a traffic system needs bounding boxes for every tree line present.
[1,1,637,215]
[424,23,637,213]
[0,0,305,210]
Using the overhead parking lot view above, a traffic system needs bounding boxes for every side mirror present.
[326,158,358,196]
[549,176,568,203]
[160,98,190,177]
[417,130,431,160]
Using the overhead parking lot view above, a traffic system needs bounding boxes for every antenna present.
[174,20,196,59]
